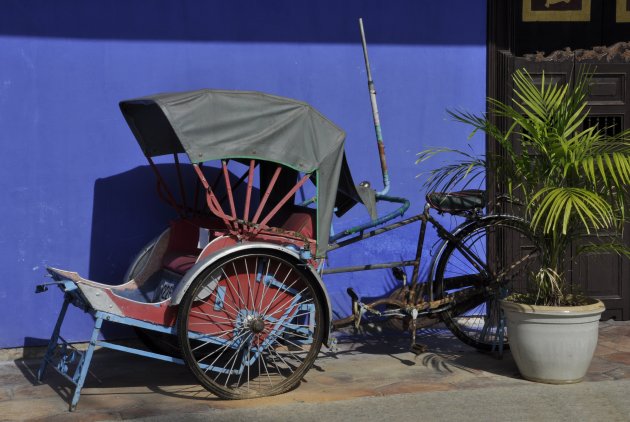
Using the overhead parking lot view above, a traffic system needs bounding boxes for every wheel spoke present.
[260,275,302,317]
[264,343,297,375]
[264,293,311,319]
[189,308,237,324]
[243,257,256,312]
[438,218,540,350]
[218,267,247,311]
[220,332,252,386]
[259,270,295,316]
[195,284,241,316]
[197,329,251,368]
[262,260,283,310]
[178,250,323,399]
[263,329,311,354]
[257,342,275,387]
[256,258,276,313]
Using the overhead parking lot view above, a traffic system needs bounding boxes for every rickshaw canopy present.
[120,89,370,257]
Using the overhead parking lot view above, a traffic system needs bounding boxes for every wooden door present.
[489,52,630,320]
[487,0,630,319]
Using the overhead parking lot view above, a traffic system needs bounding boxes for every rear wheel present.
[435,216,541,350]
[177,249,324,399]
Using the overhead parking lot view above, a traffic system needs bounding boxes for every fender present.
[170,242,334,344]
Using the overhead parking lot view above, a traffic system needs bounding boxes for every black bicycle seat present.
[426,190,486,214]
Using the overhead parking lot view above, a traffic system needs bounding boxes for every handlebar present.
[329,194,410,243]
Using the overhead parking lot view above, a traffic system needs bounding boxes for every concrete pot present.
[500,299,605,384]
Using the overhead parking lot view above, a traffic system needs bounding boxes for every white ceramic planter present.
[500,299,605,384]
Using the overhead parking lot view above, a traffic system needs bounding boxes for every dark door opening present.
[487,0,630,319]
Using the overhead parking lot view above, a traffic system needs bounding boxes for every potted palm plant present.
[419,68,630,383]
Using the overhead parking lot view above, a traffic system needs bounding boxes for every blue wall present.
[0,1,486,348]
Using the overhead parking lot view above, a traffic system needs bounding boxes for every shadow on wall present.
[1,0,485,45]
[89,165,189,284]
[89,163,262,284]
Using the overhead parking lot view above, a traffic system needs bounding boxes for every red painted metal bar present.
[251,165,282,224]
[193,163,202,214]
[217,165,249,205]
[244,160,255,222]
[193,164,232,227]
[255,173,312,232]
[222,161,237,220]
[146,156,184,217]
[359,18,390,195]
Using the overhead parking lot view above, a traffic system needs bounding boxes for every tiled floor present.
[2,320,629,421]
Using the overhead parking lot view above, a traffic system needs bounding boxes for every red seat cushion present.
[162,252,198,275]
[166,219,202,255]
[162,219,201,274]
[280,207,316,239]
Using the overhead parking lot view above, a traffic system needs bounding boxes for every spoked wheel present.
[177,248,325,399]
[435,216,541,351]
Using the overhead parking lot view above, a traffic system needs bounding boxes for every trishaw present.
[36,21,541,411]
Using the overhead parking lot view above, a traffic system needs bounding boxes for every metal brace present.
[409,308,427,354]
[347,287,382,330]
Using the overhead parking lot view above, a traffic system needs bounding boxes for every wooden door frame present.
[486,0,630,319]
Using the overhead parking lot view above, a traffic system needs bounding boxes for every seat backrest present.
[280,206,316,239]
[161,219,201,275]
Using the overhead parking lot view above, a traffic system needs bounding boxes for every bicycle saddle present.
[426,190,486,214]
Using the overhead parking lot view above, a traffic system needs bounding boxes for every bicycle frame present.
[325,201,493,329]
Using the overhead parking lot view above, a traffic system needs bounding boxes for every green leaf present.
[422,66,630,306]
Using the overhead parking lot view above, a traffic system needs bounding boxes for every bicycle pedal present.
[326,337,339,354]
[354,306,365,330]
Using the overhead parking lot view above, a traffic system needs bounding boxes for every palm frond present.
[577,241,630,259]
[530,187,615,235]
[424,66,630,305]
[416,147,486,193]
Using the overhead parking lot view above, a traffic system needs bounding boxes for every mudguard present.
[170,242,334,345]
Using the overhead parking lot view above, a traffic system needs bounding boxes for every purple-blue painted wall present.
[0,1,486,348]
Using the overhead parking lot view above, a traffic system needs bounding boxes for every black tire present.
[177,248,325,399]
[435,216,540,351]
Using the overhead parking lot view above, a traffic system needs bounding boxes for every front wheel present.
[177,249,325,399]
[435,216,541,351]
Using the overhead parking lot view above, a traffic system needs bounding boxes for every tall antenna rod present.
[359,18,390,195]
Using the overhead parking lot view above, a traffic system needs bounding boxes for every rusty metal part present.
[523,41,630,63]
[322,260,419,275]
[410,211,428,289]
[359,18,390,195]
[331,294,454,330]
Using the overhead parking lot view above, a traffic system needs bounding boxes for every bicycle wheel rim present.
[436,216,540,350]
[177,249,324,399]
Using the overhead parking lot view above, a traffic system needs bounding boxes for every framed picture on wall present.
[522,0,591,22]
[618,0,630,22]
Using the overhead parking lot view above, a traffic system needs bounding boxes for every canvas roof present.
[120,89,367,257]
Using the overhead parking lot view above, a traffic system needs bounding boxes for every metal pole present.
[322,260,419,275]
[359,18,390,195]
